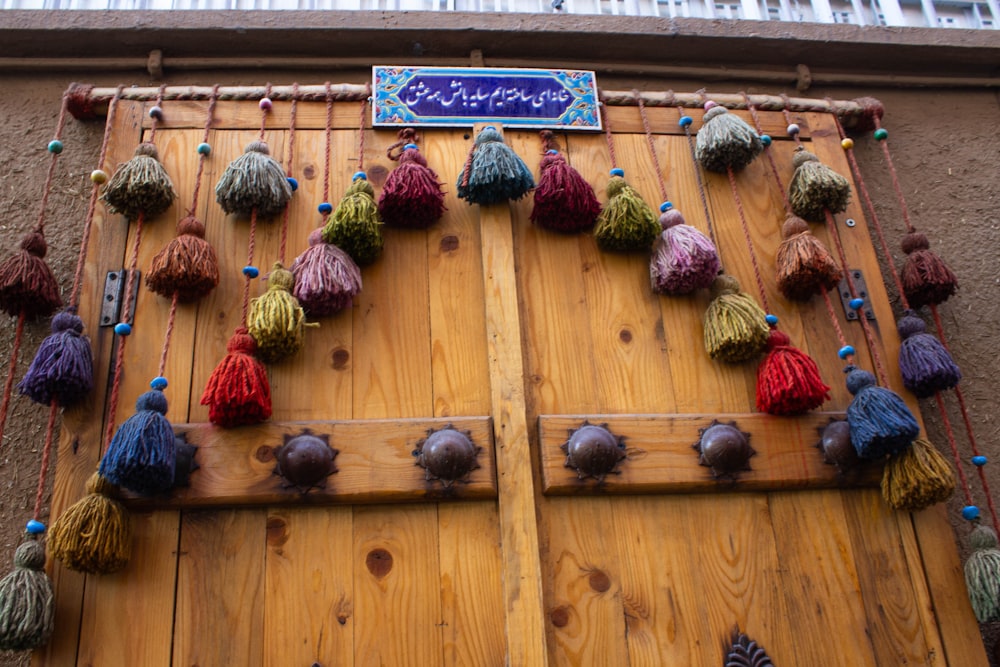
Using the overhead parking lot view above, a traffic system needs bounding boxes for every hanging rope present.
[677,104,717,249]
[277,83,299,266]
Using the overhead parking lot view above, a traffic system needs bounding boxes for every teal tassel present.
[456,127,534,205]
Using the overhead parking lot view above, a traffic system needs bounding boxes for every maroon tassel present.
[774,215,841,301]
[756,329,830,416]
[200,328,271,428]
[530,151,601,233]
[377,144,446,229]
[900,231,957,308]
[0,231,61,319]
[145,216,220,302]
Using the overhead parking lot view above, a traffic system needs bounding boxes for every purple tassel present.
[17,310,93,407]
[291,229,363,317]
[897,310,961,398]
[650,206,720,295]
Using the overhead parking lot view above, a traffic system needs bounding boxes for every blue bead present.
[404,143,419,151]
[25,520,45,535]
[765,314,779,326]
[973,455,988,467]
[113,322,132,336]
[962,505,981,521]
[150,376,168,390]
[546,149,558,155]
[660,202,673,212]
[760,135,772,147]
[243,266,259,278]
[148,105,164,120]
[610,168,625,177]
[678,115,693,128]
[849,298,865,311]
[47,140,63,154]
[318,202,333,215]
[838,345,855,360]
[197,142,211,156]
[287,177,299,192]
[786,123,800,136]
[352,171,367,181]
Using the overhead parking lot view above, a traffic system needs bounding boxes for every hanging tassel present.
[17,310,92,407]
[214,141,293,219]
[965,524,1000,622]
[145,215,220,302]
[900,231,958,308]
[844,365,920,459]
[897,310,961,398]
[0,231,62,320]
[786,148,851,223]
[98,387,175,496]
[100,143,176,220]
[321,174,384,266]
[593,169,660,252]
[291,228,363,317]
[650,204,720,295]
[756,328,830,416]
[378,144,446,229]
[48,472,131,574]
[703,275,769,363]
[200,327,272,428]
[530,150,601,233]
[0,537,53,651]
[456,126,534,205]
[881,438,955,511]
[694,104,763,174]
[247,262,311,363]
[774,215,841,301]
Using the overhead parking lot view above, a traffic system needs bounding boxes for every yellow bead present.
[90,169,108,184]
[841,138,854,150]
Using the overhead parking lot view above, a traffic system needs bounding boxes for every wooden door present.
[36,95,986,666]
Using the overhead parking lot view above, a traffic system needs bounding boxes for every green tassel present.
[593,175,659,252]
[965,524,1000,622]
[0,538,53,651]
[787,148,851,223]
[694,106,763,174]
[880,438,955,511]
[100,143,176,220]
[322,177,384,266]
[703,274,769,363]
[247,262,314,363]
[215,141,293,219]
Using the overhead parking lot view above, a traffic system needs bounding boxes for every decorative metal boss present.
[273,429,339,493]
[694,420,755,480]
[413,424,482,488]
[561,421,627,482]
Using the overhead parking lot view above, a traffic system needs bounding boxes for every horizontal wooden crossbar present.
[539,413,880,495]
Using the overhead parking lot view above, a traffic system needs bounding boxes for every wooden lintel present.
[539,413,881,495]
[122,416,496,509]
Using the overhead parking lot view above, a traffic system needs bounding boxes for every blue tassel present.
[456,127,534,205]
[897,311,961,398]
[845,366,920,459]
[17,310,93,407]
[99,389,175,496]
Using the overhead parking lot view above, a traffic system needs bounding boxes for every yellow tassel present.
[248,262,315,364]
[881,438,955,511]
[703,275,769,363]
[48,473,131,575]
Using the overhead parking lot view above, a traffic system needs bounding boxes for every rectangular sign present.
[372,66,601,130]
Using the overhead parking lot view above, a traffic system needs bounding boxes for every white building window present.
[714,1,741,16]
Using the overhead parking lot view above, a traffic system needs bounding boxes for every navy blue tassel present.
[845,365,920,459]
[897,310,961,398]
[99,389,175,496]
[456,127,534,205]
[17,310,93,407]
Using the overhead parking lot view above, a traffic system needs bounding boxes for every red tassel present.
[377,146,445,229]
[145,216,220,302]
[200,328,271,427]
[0,231,62,319]
[530,152,601,233]
[756,329,830,416]
[900,232,957,308]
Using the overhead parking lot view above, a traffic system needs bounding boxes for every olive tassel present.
[200,328,272,428]
[900,231,958,308]
[0,231,62,320]
[98,388,176,496]
[881,438,955,511]
[593,169,660,252]
[0,538,53,651]
[214,141,293,220]
[321,174,384,266]
[145,215,220,302]
[845,365,920,459]
[17,310,93,407]
[530,150,601,233]
[694,105,763,174]
[897,311,961,398]
[100,143,176,221]
[650,205,720,295]
[48,473,131,575]
[756,328,830,416]
[378,144,446,229]
[786,148,851,223]
[703,275,769,363]
[774,215,841,301]
[456,126,534,205]
[965,524,1000,622]
[291,229,363,317]
[247,262,313,363]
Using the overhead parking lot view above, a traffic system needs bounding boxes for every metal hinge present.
[838,268,875,322]
[100,270,140,327]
